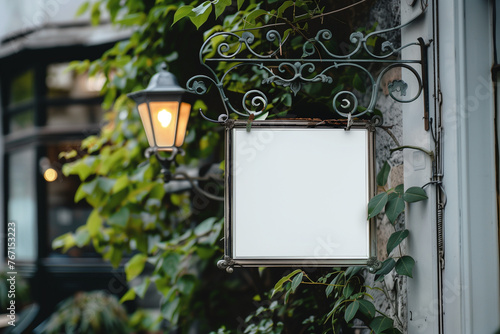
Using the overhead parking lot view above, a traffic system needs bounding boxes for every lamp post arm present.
[172,171,224,202]
[145,148,224,201]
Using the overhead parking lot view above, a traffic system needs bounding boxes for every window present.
[7,148,37,261]
[5,69,35,134]
[43,142,95,257]
[2,60,105,263]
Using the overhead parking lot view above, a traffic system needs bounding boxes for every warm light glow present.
[157,109,172,128]
[44,168,58,182]
[137,101,191,149]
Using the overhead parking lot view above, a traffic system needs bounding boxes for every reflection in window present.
[9,69,34,106]
[46,63,105,99]
[46,105,102,127]
[8,148,37,261]
[44,143,95,257]
[8,108,35,132]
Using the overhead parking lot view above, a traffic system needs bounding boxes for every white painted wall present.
[403,0,500,333]
[441,0,500,333]
[401,2,440,333]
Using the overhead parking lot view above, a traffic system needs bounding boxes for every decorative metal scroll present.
[186,9,427,126]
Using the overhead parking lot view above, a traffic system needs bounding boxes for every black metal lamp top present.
[127,64,186,103]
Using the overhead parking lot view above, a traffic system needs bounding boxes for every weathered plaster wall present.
[363,0,408,332]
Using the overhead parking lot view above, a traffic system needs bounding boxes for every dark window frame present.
[1,43,114,269]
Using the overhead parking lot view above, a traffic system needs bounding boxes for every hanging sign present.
[219,120,376,270]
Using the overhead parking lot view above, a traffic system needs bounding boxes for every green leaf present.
[116,13,146,26]
[396,256,415,278]
[277,1,294,18]
[74,185,86,203]
[82,178,98,195]
[177,275,197,295]
[90,1,101,26]
[125,254,147,281]
[215,0,231,19]
[134,277,151,298]
[173,5,194,25]
[387,229,409,255]
[74,228,90,247]
[63,159,93,181]
[282,93,292,107]
[161,298,180,323]
[162,253,181,277]
[190,1,212,29]
[100,148,126,174]
[291,272,303,293]
[195,245,215,259]
[86,209,101,237]
[376,161,390,187]
[403,187,428,203]
[108,246,123,268]
[357,299,376,319]
[326,297,345,323]
[344,300,359,323]
[112,175,129,193]
[255,112,269,120]
[368,192,388,219]
[108,207,130,228]
[237,0,245,10]
[245,9,268,25]
[325,278,335,297]
[385,194,405,224]
[52,233,75,253]
[194,217,216,236]
[272,269,302,297]
[369,316,394,334]
[345,266,361,279]
[394,183,404,195]
[284,290,291,304]
[343,281,355,299]
[120,289,136,303]
[75,2,90,17]
[97,177,116,193]
[375,258,396,281]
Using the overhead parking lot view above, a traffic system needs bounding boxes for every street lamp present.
[127,64,191,154]
[128,64,224,201]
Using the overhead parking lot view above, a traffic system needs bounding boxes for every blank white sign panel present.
[231,127,370,260]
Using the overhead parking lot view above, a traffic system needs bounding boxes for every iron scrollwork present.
[186,9,428,127]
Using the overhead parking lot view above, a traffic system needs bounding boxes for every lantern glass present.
[138,101,191,150]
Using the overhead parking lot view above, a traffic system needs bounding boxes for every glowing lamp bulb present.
[44,168,58,182]
[157,109,172,128]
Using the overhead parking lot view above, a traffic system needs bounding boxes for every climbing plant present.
[54,0,427,332]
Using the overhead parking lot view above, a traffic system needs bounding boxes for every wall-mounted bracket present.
[186,9,428,130]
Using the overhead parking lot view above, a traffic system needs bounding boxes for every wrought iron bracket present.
[145,148,224,202]
[186,8,429,130]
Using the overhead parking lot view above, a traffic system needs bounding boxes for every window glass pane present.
[44,143,95,257]
[9,69,34,106]
[46,63,105,99]
[46,104,103,127]
[8,109,35,133]
[8,148,37,261]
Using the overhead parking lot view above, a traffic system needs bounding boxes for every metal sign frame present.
[218,119,377,271]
